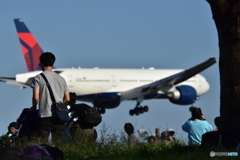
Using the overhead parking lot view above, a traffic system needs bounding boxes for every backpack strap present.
[40,73,67,112]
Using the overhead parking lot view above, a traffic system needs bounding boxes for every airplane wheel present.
[129,109,134,116]
[143,106,149,112]
[134,107,140,115]
[139,106,144,113]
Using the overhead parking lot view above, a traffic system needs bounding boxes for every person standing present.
[182,106,212,145]
[30,52,69,143]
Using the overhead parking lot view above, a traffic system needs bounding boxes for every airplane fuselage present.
[16,67,210,102]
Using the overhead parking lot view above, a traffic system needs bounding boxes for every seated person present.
[124,123,140,144]
[68,92,96,144]
[182,106,212,145]
[70,123,96,144]
[147,136,158,144]
[160,129,175,144]
[0,122,19,146]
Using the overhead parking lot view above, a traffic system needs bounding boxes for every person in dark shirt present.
[0,122,19,146]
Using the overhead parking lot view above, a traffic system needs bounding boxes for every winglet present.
[14,19,43,72]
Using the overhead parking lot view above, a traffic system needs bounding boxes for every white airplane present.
[0,19,216,116]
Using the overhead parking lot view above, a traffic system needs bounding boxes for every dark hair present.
[161,131,169,140]
[189,106,203,120]
[39,52,55,67]
[214,116,221,128]
[68,92,77,112]
[69,92,77,104]
[8,122,18,131]
[124,123,134,135]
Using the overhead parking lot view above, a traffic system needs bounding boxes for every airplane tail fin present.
[14,19,43,72]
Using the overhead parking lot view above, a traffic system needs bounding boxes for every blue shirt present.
[182,120,212,145]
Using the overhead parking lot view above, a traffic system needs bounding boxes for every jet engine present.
[167,85,197,105]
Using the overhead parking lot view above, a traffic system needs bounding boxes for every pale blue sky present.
[0,1,219,142]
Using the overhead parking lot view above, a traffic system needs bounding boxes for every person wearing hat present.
[167,129,175,141]
[160,129,175,143]
[0,122,19,146]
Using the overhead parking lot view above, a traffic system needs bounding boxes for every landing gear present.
[129,109,135,116]
[143,106,149,112]
[129,105,149,116]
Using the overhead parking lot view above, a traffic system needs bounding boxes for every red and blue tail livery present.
[14,19,43,71]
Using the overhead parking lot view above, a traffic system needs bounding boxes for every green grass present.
[9,124,239,160]
[57,142,239,160]
[14,138,239,160]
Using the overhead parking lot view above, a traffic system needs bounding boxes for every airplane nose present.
[199,75,210,95]
[204,80,210,93]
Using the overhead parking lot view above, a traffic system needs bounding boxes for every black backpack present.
[17,108,39,139]
[70,103,102,127]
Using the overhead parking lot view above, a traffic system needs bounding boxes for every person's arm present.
[182,121,190,132]
[63,91,70,104]
[30,87,39,111]
[168,136,174,141]
[2,133,19,145]
[206,122,213,131]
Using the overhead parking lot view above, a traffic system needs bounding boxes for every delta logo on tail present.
[0,18,217,116]
[14,19,42,71]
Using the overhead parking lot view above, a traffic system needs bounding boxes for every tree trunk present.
[206,0,240,130]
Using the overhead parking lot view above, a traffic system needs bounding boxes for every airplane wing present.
[0,71,61,88]
[0,77,29,88]
[120,57,217,101]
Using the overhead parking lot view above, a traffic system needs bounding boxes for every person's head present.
[214,116,221,128]
[161,131,174,141]
[167,129,175,137]
[189,106,203,120]
[69,92,77,104]
[148,136,158,143]
[39,52,55,68]
[124,123,134,135]
[8,122,19,134]
[161,131,169,140]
